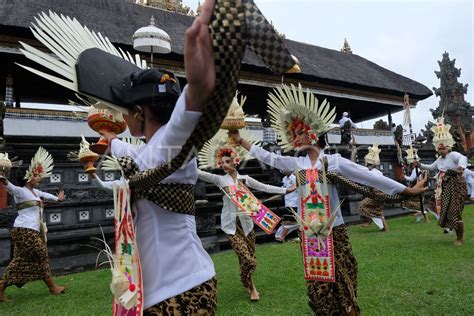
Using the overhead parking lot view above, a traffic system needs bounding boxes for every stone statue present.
[431,52,472,153]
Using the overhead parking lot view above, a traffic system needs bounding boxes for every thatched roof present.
[0,0,432,99]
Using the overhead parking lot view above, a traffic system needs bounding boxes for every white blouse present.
[420,151,468,172]
[249,145,407,227]
[198,170,286,236]
[92,176,124,191]
[6,182,58,231]
[110,86,215,309]
[282,174,299,208]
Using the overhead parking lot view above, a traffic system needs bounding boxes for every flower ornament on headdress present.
[405,145,419,164]
[364,143,381,166]
[267,83,336,151]
[430,116,455,149]
[24,147,54,180]
[198,129,259,169]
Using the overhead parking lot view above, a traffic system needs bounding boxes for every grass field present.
[1,205,473,315]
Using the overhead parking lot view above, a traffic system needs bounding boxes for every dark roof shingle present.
[0,0,432,99]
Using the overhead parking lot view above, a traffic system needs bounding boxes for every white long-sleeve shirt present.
[6,182,58,231]
[92,176,124,192]
[464,168,474,184]
[405,169,419,182]
[420,151,467,172]
[198,170,286,236]
[249,145,406,227]
[110,87,215,309]
[282,174,299,208]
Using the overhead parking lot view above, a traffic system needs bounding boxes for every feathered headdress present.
[405,145,419,164]
[364,143,381,166]
[198,129,259,169]
[430,116,455,149]
[267,83,336,152]
[17,11,147,114]
[24,147,54,180]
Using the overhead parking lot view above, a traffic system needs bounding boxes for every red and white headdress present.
[267,83,336,151]
[24,147,54,180]
[198,129,259,169]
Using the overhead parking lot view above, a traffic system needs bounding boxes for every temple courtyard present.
[1,205,473,315]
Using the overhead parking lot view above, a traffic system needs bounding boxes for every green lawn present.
[1,205,473,315]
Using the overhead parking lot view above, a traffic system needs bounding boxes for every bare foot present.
[360,223,371,228]
[250,288,260,301]
[50,285,67,295]
[454,240,464,246]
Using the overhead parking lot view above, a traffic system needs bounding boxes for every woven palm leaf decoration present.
[24,147,54,180]
[198,128,260,169]
[267,83,336,152]
[17,11,146,114]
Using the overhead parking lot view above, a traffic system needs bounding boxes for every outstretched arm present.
[331,155,427,196]
[244,175,287,195]
[197,169,222,187]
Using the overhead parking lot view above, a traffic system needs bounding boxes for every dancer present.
[358,144,389,231]
[0,148,66,302]
[198,129,293,301]
[416,116,467,246]
[229,83,427,315]
[17,0,298,312]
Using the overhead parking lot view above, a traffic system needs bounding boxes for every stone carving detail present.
[429,52,472,153]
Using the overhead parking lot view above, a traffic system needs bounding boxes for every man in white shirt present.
[416,136,468,245]
[339,112,357,128]
[463,166,474,200]
[275,171,299,242]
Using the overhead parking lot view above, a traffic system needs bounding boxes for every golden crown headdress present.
[267,83,336,151]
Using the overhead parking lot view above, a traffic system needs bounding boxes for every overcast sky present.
[182,0,473,133]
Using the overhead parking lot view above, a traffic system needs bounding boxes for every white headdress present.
[24,147,54,180]
[17,11,147,114]
[405,145,419,164]
[198,129,259,169]
[267,83,336,152]
[221,92,247,130]
[431,116,455,149]
[0,153,12,174]
[364,143,381,166]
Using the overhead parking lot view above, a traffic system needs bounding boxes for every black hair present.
[115,69,181,125]
[317,133,328,149]
[10,167,27,187]
[222,152,233,158]
[148,94,178,125]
